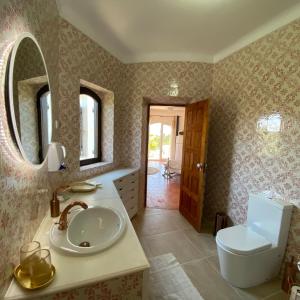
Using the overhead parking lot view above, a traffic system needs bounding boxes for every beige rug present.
[147,166,160,175]
[148,253,203,300]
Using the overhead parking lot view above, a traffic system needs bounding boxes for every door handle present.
[196,163,207,172]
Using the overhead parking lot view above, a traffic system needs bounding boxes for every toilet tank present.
[247,192,293,247]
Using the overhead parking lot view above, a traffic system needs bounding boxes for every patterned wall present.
[118,62,213,210]
[205,19,300,261]
[0,0,299,296]
[119,62,213,167]
[42,272,143,300]
[54,19,124,185]
[17,82,40,163]
[0,0,60,295]
[0,1,142,296]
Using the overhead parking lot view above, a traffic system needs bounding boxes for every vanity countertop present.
[5,168,149,300]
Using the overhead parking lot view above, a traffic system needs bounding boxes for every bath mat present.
[148,253,203,300]
[147,167,160,175]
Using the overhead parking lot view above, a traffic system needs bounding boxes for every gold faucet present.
[57,201,88,230]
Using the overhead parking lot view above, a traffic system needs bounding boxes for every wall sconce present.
[168,81,179,97]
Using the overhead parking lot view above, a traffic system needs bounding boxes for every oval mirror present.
[6,34,52,165]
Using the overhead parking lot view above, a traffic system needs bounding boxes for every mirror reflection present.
[9,36,52,164]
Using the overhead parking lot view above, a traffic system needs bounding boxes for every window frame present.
[37,84,50,163]
[79,86,102,166]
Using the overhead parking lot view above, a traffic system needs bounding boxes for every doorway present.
[144,99,210,232]
[146,105,186,210]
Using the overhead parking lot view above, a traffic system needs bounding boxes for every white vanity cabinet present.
[114,170,139,219]
[4,168,149,300]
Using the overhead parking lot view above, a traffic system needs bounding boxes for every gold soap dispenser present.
[50,191,60,217]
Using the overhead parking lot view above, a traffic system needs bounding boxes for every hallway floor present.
[146,161,180,210]
[132,208,287,300]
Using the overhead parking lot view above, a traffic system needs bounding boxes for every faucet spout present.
[57,201,88,230]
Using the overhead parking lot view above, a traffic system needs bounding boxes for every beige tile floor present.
[132,208,288,300]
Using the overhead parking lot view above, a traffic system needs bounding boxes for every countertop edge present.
[4,168,149,300]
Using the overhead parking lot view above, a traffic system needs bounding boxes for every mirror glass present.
[7,35,52,165]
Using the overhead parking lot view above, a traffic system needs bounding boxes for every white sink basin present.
[50,206,126,255]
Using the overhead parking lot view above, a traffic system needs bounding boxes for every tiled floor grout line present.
[205,256,221,274]
[137,228,186,239]
[179,230,218,258]
[180,254,217,266]
[134,208,285,299]
[262,289,285,299]
[232,287,246,300]
[206,258,246,300]
[181,252,245,300]
[139,230,216,265]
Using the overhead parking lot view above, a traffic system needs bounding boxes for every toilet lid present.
[216,225,272,255]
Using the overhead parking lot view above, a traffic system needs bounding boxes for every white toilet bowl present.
[216,192,293,288]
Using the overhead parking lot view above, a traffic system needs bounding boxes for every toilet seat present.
[216,225,272,255]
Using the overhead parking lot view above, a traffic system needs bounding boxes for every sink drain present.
[79,241,91,247]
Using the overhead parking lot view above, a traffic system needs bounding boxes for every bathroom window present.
[37,85,52,162]
[79,87,101,166]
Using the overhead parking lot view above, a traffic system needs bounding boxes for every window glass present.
[79,87,101,166]
[80,94,98,160]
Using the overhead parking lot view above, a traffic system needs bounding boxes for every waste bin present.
[214,212,228,236]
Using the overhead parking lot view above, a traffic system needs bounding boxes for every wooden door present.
[179,99,209,232]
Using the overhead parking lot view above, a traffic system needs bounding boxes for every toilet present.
[216,192,293,288]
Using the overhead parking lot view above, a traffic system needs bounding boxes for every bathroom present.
[0,0,300,299]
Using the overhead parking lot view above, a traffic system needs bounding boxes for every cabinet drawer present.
[114,172,138,188]
[123,193,138,209]
[118,184,139,200]
[127,204,138,219]
[114,171,139,219]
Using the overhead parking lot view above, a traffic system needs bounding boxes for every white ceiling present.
[56,0,300,63]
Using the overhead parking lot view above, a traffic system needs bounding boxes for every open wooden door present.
[179,99,209,232]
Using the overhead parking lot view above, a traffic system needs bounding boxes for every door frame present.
[144,103,186,208]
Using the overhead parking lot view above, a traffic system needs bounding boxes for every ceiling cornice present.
[55,1,300,65]
[122,51,213,64]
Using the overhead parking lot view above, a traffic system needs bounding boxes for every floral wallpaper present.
[0,0,60,296]
[43,272,143,300]
[17,82,40,163]
[0,0,299,297]
[118,62,213,209]
[55,19,124,185]
[205,19,300,262]
[0,1,139,297]
[119,62,213,168]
